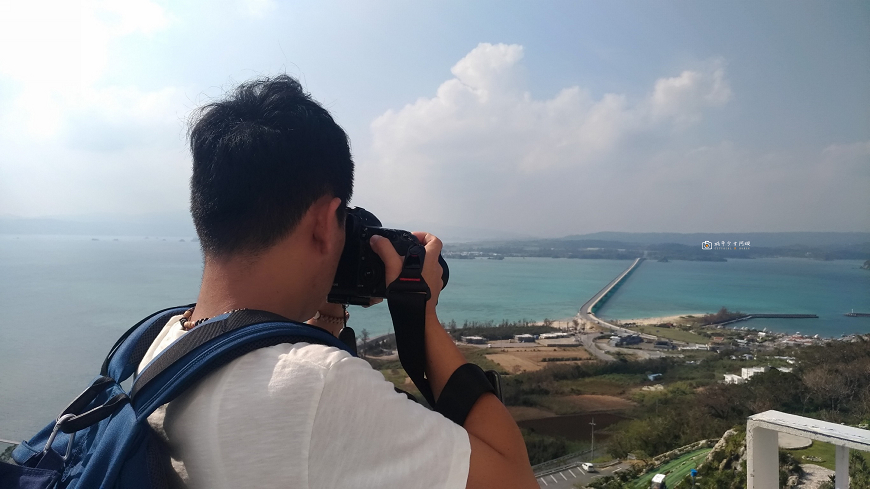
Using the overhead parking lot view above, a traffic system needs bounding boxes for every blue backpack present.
[0,306,356,489]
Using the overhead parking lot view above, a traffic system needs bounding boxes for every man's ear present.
[311,196,344,255]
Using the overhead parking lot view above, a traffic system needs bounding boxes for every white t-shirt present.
[136,315,471,489]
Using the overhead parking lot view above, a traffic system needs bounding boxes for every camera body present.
[328,207,449,305]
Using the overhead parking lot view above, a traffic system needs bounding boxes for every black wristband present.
[434,363,497,425]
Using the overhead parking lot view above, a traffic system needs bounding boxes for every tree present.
[849,449,870,489]
[803,365,851,412]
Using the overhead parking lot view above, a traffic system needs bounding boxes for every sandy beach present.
[532,314,705,329]
[618,314,706,326]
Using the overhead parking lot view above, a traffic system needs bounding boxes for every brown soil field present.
[486,348,593,373]
[486,353,542,372]
[561,395,637,411]
[507,406,558,421]
[517,412,628,442]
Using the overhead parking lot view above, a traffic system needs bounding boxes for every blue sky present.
[0,0,867,236]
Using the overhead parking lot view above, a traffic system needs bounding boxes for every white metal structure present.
[747,410,870,489]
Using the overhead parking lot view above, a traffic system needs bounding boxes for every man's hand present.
[370,232,443,316]
[370,231,537,489]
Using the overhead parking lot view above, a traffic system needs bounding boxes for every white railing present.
[747,410,870,489]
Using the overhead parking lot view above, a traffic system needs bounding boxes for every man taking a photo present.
[136,74,538,489]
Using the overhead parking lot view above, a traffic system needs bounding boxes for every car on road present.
[581,463,596,472]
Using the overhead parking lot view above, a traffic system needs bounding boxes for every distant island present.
[444,232,870,262]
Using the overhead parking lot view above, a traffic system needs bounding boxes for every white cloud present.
[0,0,170,90]
[648,59,731,125]
[358,43,867,235]
[368,44,730,182]
[0,0,188,217]
[0,0,176,137]
[0,83,191,217]
[240,0,277,17]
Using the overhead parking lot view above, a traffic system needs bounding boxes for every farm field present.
[486,347,592,373]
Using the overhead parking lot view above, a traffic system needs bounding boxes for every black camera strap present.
[385,244,436,406]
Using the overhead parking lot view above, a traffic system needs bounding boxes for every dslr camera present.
[328,207,449,305]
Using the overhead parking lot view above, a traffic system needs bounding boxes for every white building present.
[723,374,744,384]
[741,366,768,379]
[539,332,569,339]
[461,336,487,344]
[723,366,768,384]
[724,365,794,384]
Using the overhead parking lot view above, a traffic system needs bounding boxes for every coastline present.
[613,314,705,326]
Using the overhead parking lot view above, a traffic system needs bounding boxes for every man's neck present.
[189,197,344,335]
[191,245,323,328]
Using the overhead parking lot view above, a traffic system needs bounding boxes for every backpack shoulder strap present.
[101,304,194,382]
[129,309,355,418]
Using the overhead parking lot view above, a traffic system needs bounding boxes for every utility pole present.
[590,418,596,461]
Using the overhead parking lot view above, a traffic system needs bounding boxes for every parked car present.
[651,473,667,489]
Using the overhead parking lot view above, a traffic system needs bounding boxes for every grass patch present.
[591,454,614,463]
[786,441,870,471]
[632,325,708,344]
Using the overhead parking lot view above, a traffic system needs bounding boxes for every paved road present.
[536,462,629,489]
[594,339,667,360]
[578,332,615,362]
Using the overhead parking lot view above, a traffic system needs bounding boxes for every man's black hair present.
[189,75,354,257]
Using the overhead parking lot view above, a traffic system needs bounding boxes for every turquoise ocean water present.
[1,235,868,440]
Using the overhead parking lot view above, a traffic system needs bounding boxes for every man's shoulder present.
[231,340,362,375]
[169,342,369,423]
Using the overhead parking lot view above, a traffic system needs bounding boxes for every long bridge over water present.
[575,258,819,338]
[576,257,652,338]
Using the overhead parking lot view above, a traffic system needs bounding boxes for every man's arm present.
[371,233,538,489]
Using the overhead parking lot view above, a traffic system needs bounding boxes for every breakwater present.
[711,314,819,327]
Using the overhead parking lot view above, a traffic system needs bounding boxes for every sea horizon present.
[1,234,868,440]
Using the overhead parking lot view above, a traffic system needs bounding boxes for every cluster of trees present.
[694,307,746,326]
[606,338,870,460]
[444,319,559,341]
[495,337,870,474]
[521,429,576,466]
[502,357,673,407]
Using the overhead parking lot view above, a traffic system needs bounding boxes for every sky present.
[0,0,868,237]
